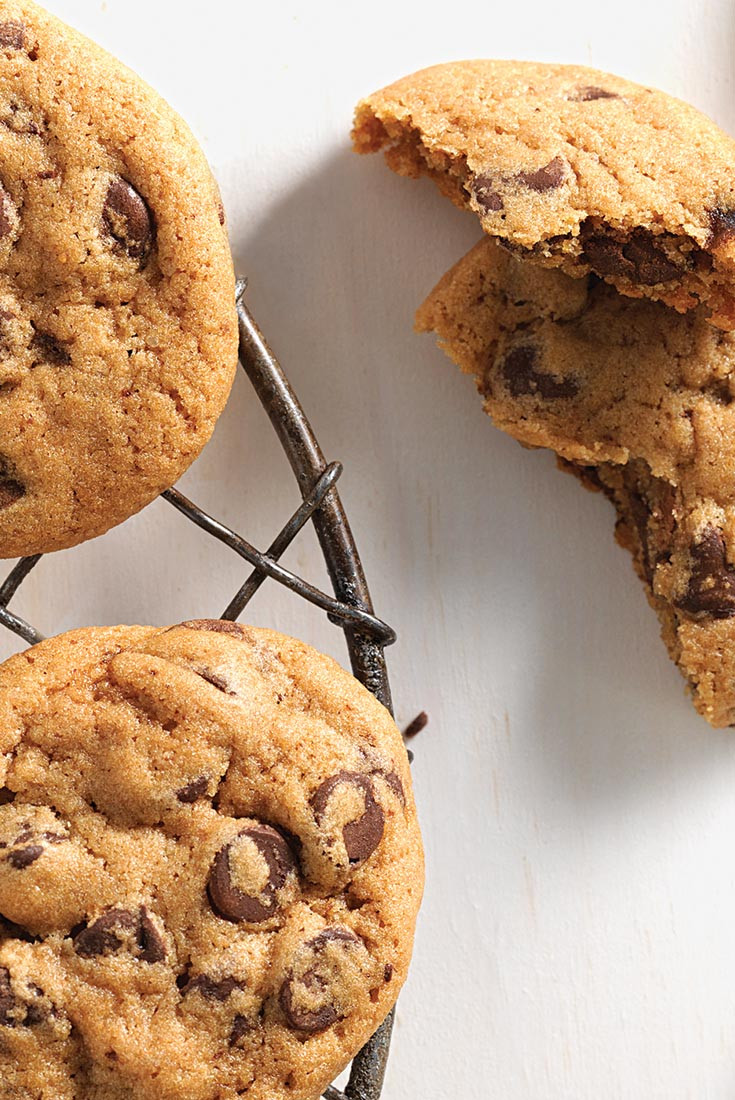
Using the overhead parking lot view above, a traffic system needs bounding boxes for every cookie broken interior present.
[353,59,735,328]
[416,234,735,726]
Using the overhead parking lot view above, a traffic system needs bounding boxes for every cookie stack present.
[0,4,424,1099]
[353,60,735,728]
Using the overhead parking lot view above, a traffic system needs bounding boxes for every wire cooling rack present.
[0,278,400,1100]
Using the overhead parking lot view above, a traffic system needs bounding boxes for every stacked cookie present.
[353,60,735,727]
[0,4,424,1100]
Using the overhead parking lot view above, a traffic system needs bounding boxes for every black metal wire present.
[0,279,400,1100]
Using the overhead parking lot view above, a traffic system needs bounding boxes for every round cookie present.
[353,60,735,329]
[0,1,238,557]
[417,235,735,726]
[0,620,423,1099]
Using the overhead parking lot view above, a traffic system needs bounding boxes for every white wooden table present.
[5,1,735,1096]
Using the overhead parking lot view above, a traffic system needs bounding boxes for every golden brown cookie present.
[353,60,735,328]
[0,620,423,1098]
[0,1,238,557]
[417,235,735,726]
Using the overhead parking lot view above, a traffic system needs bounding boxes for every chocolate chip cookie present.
[353,60,735,328]
[0,1,238,557]
[417,235,735,725]
[0,619,422,1099]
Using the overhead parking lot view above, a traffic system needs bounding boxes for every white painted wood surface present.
[5,1,735,1096]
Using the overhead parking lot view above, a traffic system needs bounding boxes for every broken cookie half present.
[353,60,735,328]
[417,235,735,726]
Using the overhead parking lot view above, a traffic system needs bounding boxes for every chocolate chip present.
[195,667,235,695]
[207,824,299,924]
[311,771,384,864]
[217,202,226,227]
[582,227,683,285]
[182,974,244,1001]
[517,156,567,192]
[384,963,393,982]
[403,711,428,739]
[7,845,43,870]
[0,968,49,1027]
[708,208,735,248]
[73,906,166,962]
[675,526,735,619]
[180,618,244,638]
[471,176,504,212]
[499,344,578,399]
[230,1014,253,1044]
[472,157,567,212]
[0,462,23,509]
[102,178,154,264]
[176,776,210,804]
[279,928,360,1034]
[569,86,619,101]
[0,788,14,806]
[0,22,24,50]
[1,98,42,136]
[30,329,71,366]
[138,907,167,963]
[23,987,48,1026]
[0,967,15,1026]
[378,770,406,806]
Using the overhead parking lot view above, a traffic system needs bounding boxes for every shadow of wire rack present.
[0,278,401,1100]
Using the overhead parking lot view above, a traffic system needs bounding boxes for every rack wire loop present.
[0,278,400,1100]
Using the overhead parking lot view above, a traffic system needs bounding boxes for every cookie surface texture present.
[0,620,423,1099]
[353,59,735,328]
[0,0,238,557]
[418,235,735,726]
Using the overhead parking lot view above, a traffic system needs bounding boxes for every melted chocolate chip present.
[0,22,24,50]
[207,824,298,924]
[279,928,359,1034]
[569,86,619,102]
[676,526,735,618]
[582,227,683,285]
[176,776,210,804]
[73,906,166,962]
[627,488,654,582]
[7,845,43,870]
[384,963,394,982]
[311,771,384,864]
[102,178,153,264]
[517,156,567,192]
[30,329,71,366]
[500,344,579,399]
[179,618,245,638]
[0,462,23,509]
[182,974,244,1001]
[0,788,14,806]
[708,208,735,248]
